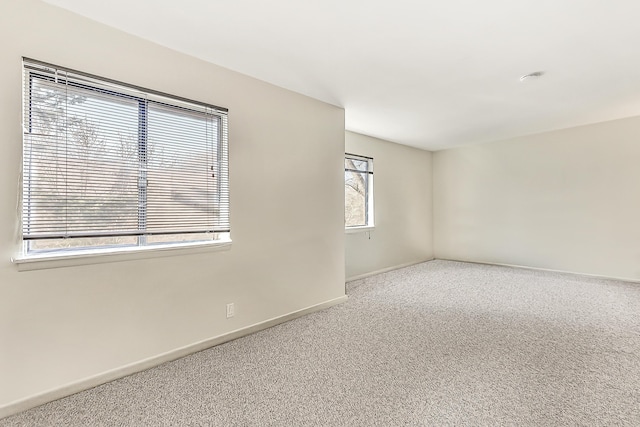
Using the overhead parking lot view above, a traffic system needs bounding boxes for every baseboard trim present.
[436,257,640,284]
[0,294,348,420]
[346,258,435,282]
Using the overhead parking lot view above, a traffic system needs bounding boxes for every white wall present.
[0,0,345,412]
[433,116,640,281]
[345,131,433,280]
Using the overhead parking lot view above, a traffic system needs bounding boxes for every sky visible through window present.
[345,156,371,228]
[25,75,220,251]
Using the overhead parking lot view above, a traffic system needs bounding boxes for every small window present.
[345,153,374,229]
[20,58,230,258]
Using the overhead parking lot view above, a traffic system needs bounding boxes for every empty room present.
[1,0,639,425]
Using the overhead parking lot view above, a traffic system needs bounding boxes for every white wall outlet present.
[226,303,235,318]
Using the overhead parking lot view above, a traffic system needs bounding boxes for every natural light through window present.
[345,153,373,229]
[20,58,230,260]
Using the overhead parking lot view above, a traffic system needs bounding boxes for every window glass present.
[345,154,373,229]
[22,59,230,256]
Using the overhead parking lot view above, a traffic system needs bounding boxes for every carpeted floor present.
[2,260,639,426]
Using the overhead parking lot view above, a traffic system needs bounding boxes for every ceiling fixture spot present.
[520,71,545,82]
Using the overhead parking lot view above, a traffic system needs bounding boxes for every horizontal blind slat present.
[22,59,230,244]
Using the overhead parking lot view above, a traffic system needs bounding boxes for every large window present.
[20,58,230,257]
[345,153,374,229]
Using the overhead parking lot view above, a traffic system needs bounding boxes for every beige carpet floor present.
[2,260,639,426]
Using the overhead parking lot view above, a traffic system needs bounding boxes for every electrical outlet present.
[226,303,235,318]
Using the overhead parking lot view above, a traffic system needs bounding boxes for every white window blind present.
[22,58,229,252]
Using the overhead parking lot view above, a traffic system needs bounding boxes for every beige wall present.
[0,0,345,410]
[433,116,640,281]
[345,131,433,280]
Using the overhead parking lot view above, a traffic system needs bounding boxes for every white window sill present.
[12,238,232,271]
[345,226,375,234]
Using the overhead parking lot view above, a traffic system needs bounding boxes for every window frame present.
[344,153,374,232]
[15,58,231,267]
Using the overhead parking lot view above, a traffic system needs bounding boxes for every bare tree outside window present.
[26,78,140,250]
[345,155,373,228]
[22,60,230,256]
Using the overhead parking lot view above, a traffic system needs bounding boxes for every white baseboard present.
[437,257,640,284]
[346,258,434,282]
[0,295,348,420]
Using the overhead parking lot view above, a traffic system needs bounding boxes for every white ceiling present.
[44,0,640,150]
